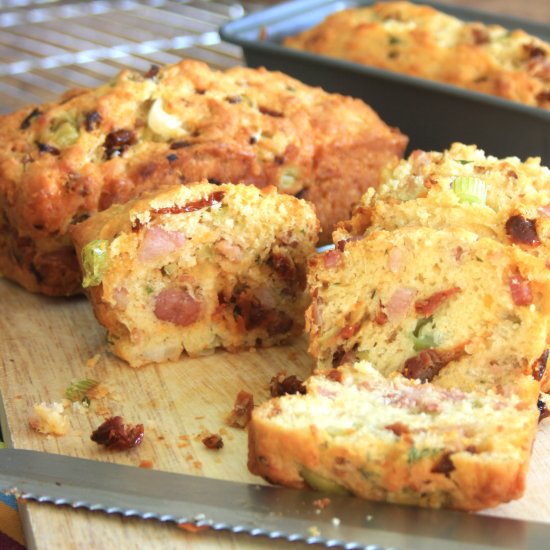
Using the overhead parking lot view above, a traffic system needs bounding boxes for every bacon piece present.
[323,249,342,268]
[508,270,533,306]
[91,416,144,450]
[403,344,468,382]
[374,301,388,325]
[415,287,461,316]
[154,288,202,326]
[269,252,296,281]
[226,390,254,429]
[388,247,403,273]
[202,434,223,450]
[138,226,186,262]
[214,239,244,263]
[385,287,416,323]
[505,215,541,247]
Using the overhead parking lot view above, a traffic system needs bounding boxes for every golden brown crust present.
[285,1,550,109]
[0,60,406,296]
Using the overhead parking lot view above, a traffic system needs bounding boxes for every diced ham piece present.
[138,226,186,262]
[154,288,202,326]
[323,249,342,268]
[113,287,129,310]
[388,247,403,273]
[539,204,550,218]
[415,287,461,316]
[214,239,244,263]
[508,271,533,306]
[385,287,416,324]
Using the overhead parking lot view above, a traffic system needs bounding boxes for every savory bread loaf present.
[306,227,550,401]
[284,1,550,108]
[248,361,540,511]
[70,182,319,367]
[0,59,406,296]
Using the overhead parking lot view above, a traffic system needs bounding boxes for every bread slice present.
[306,226,550,401]
[333,142,550,390]
[248,361,539,511]
[71,182,319,367]
[0,59,406,296]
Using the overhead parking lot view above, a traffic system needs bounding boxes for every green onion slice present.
[451,176,487,205]
[65,378,99,402]
[82,239,109,288]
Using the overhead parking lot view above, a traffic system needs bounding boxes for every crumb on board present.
[313,497,331,509]
[178,523,210,533]
[29,402,69,436]
[202,433,224,450]
[331,517,341,527]
[139,459,154,469]
[225,390,254,429]
[86,354,102,369]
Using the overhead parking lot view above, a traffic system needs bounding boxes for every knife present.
[1,449,549,550]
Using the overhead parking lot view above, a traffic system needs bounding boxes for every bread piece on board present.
[306,226,550,402]
[71,182,319,367]
[284,1,550,108]
[248,361,539,511]
[0,59,406,296]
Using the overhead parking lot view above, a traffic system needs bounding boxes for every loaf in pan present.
[285,1,550,109]
[0,59,406,296]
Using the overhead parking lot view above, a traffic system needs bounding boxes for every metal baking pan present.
[220,0,550,164]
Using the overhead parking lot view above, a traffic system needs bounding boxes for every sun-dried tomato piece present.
[258,106,283,117]
[144,64,160,79]
[202,434,223,450]
[104,129,136,160]
[403,344,468,382]
[268,252,296,281]
[505,215,541,247]
[37,142,60,156]
[20,107,42,130]
[85,111,102,132]
[91,416,144,450]
[338,323,361,339]
[226,391,254,429]
[270,374,306,397]
[415,287,461,316]
[152,191,225,216]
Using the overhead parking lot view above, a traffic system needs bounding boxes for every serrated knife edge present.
[2,449,550,550]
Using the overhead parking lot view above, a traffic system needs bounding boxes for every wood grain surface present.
[1,1,550,549]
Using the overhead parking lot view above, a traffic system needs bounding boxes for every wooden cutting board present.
[1,276,549,549]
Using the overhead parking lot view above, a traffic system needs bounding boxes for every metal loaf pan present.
[220,0,550,164]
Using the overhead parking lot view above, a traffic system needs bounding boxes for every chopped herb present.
[454,159,473,165]
[389,35,400,45]
[65,378,99,403]
[407,446,438,464]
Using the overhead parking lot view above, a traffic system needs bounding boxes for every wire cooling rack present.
[0,0,266,112]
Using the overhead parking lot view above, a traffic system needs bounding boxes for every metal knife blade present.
[1,449,549,550]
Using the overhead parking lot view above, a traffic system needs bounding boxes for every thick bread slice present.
[306,226,550,401]
[71,182,319,367]
[248,361,539,511]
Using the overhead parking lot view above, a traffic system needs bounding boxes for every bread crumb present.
[331,517,341,527]
[86,354,101,369]
[139,459,154,469]
[313,497,331,509]
[29,402,69,436]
